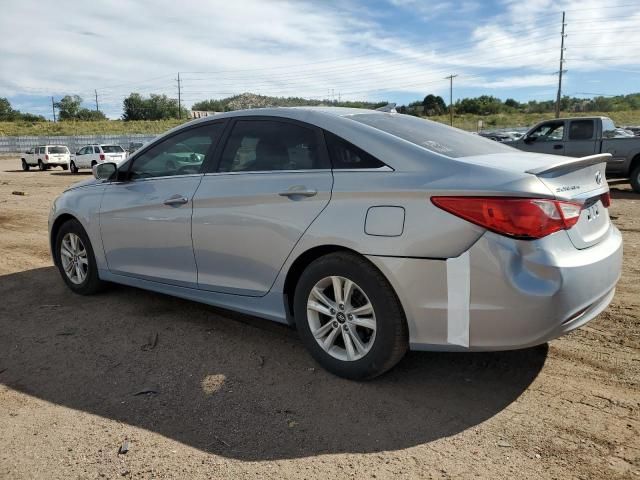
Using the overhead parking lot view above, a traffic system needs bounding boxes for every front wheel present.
[294,252,408,380]
[21,159,29,171]
[54,219,106,295]
[69,161,78,174]
[631,163,640,193]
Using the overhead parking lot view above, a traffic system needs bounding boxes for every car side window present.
[529,122,564,141]
[218,120,328,172]
[569,120,594,140]
[94,146,100,154]
[324,131,386,169]
[129,123,223,180]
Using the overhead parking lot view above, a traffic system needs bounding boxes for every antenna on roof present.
[375,103,397,113]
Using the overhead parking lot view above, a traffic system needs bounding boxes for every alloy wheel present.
[306,276,377,361]
[60,232,89,284]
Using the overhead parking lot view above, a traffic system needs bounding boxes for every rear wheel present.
[38,159,44,171]
[21,159,29,171]
[294,252,408,380]
[70,161,78,174]
[61,164,68,171]
[54,219,106,295]
[631,163,640,193]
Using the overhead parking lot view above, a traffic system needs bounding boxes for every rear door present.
[192,117,333,296]
[563,119,598,157]
[99,122,225,287]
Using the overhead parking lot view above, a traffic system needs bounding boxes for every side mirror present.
[93,162,117,181]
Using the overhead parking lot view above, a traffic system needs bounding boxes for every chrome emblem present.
[595,171,602,185]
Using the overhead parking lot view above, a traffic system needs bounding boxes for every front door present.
[520,120,566,155]
[99,122,225,287]
[192,118,333,296]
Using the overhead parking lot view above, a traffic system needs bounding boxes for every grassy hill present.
[1,110,639,137]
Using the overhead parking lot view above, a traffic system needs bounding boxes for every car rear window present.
[102,145,124,153]
[349,113,514,158]
[48,146,69,154]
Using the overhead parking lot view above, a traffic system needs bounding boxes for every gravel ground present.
[0,157,638,479]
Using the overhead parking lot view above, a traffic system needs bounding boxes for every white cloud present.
[0,0,638,118]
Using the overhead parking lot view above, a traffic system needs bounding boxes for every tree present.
[54,95,83,120]
[123,93,187,120]
[0,97,19,120]
[76,108,107,121]
[0,97,45,121]
[422,94,446,116]
[504,98,520,110]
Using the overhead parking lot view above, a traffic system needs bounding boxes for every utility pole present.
[51,96,56,122]
[445,74,457,126]
[177,72,182,119]
[555,11,567,118]
[94,89,99,112]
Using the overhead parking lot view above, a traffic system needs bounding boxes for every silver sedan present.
[48,107,623,379]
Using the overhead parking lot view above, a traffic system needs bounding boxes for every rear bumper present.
[367,225,623,351]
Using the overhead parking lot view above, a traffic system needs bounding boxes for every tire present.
[38,159,45,171]
[294,252,408,380]
[70,161,78,174]
[631,162,640,194]
[21,159,29,171]
[62,164,68,171]
[91,160,97,167]
[54,219,106,295]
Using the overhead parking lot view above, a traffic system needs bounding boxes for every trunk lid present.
[527,154,610,249]
[456,152,611,249]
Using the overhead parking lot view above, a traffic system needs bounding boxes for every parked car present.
[49,108,622,379]
[70,144,128,174]
[126,142,146,156]
[510,116,640,192]
[21,145,70,171]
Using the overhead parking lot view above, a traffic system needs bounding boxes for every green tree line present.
[398,93,640,116]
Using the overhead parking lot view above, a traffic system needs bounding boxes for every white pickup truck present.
[510,116,640,192]
[21,145,71,171]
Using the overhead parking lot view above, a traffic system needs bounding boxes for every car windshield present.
[49,146,69,154]
[101,145,124,153]
[349,113,514,158]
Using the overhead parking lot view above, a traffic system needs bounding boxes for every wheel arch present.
[281,244,406,326]
[49,213,79,265]
[629,152,640,175]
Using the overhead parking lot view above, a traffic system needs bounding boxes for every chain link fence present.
[0,134,159,154]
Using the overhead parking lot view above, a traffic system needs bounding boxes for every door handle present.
[278,186,317,198]
[553,144,563,150]
[163,195,189,206]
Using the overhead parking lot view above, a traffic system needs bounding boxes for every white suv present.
[70,144,127,174]
[21,145,71,171]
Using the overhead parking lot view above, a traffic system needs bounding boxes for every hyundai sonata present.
[49,107,622,379]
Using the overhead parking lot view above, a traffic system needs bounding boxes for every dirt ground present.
[0,156,638,480]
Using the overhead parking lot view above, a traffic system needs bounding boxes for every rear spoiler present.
[526,153,611,175]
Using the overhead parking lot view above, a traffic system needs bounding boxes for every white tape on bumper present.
[446,251,470,347]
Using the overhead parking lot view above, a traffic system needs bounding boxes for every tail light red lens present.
[601,192,611,208]
[431,196,584,240]
[99,154,105,161]
[45,154,49,160]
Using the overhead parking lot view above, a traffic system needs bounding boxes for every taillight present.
[431,196,583,240]
[601,192,611,208]
[45,154,49,160]
[99,154,105,161]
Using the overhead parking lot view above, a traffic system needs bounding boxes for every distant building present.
[190,111,218,119]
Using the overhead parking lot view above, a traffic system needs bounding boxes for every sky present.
[1,0,639,119]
